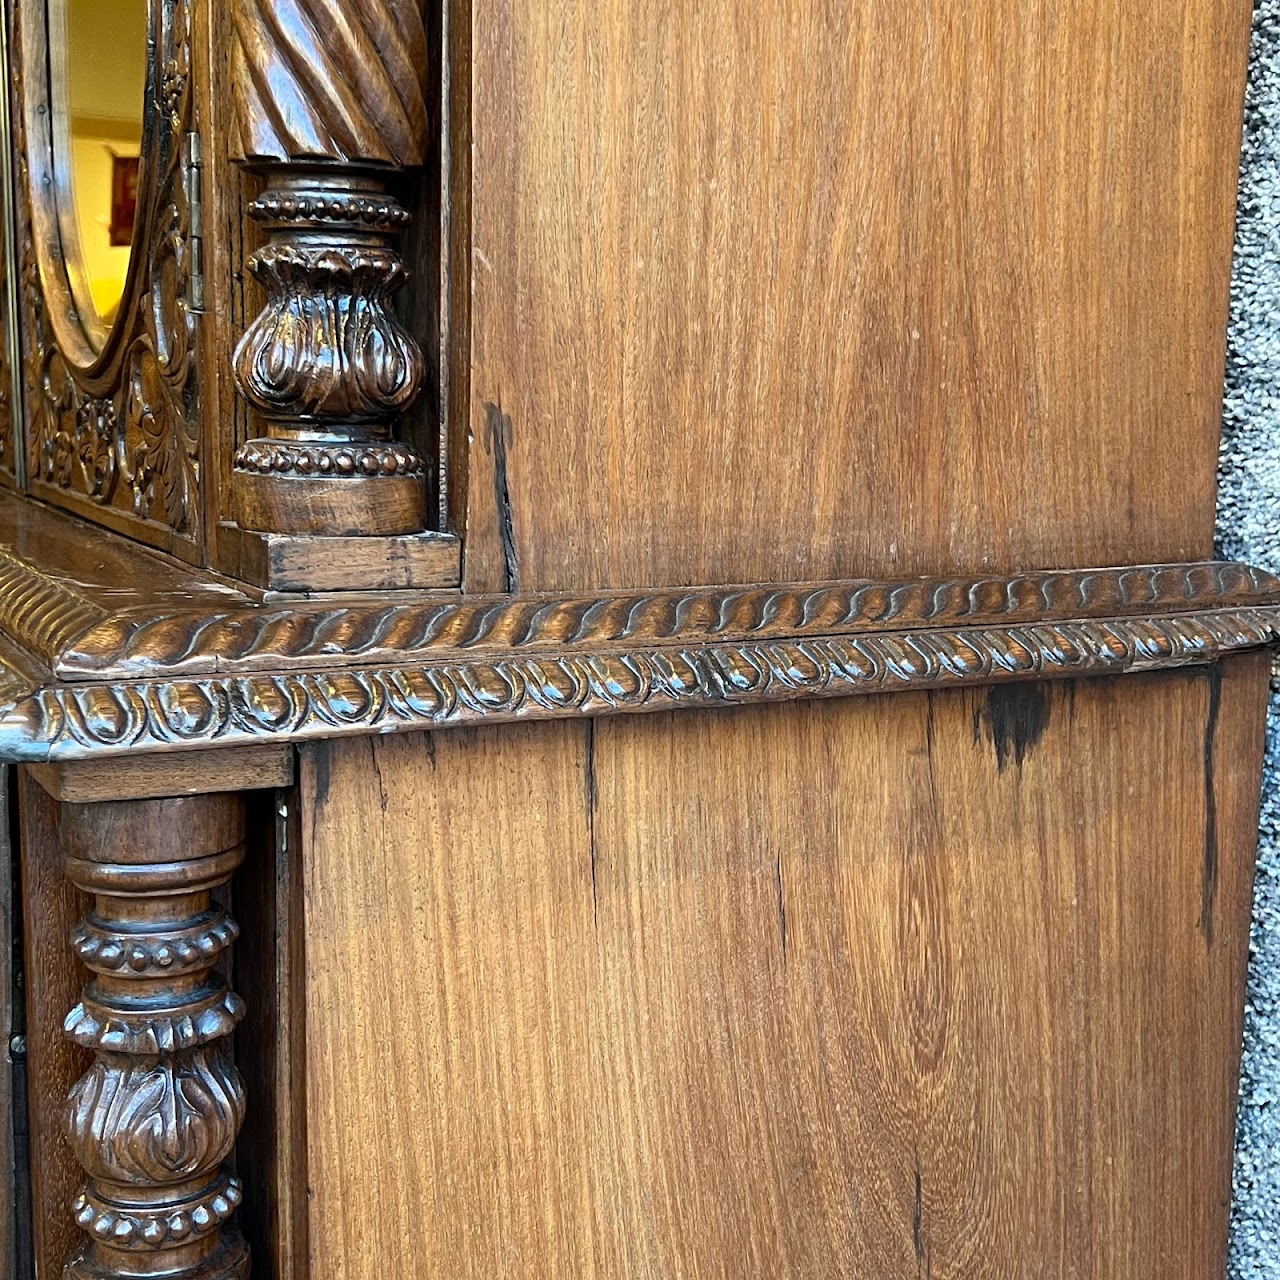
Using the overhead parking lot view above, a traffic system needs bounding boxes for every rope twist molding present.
[0,603,1275,762]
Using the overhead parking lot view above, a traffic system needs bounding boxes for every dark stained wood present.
[0,488,259,654]
[19,774,259,1280]
[203,0,257,579]
[0,0,18,489]
[463,0,1253,592]
[17,770,89,1280]
[58,793,250,1280]
[0,497,1275,763]
[0,4,1269,1279]
[227,0,432,545]
[47,559,1280,680]
[26,743,294,803]
[294,654,1266,1277]
[9,0,445,585]
[235,787,308,1280]
[10,0,204,559]
[6,598,1277,763]
[0,768,14,1278]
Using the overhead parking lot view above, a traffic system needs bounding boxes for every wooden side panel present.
[0,769,13,1276]
[17,771,89,1280]
[235,787,308,1280]
[464,1,1253,591]
[298,656,1265,1279]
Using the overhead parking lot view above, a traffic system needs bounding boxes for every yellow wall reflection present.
[65,0,147,324]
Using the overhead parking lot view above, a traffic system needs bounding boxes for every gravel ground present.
[1221,4,1280,1274]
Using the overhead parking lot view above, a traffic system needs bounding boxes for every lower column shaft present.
[59,793,250,1280]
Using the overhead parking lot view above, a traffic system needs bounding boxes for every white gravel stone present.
[1222,5,1280,1275]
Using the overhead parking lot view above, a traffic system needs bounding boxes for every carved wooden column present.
[60,794,249,1280]
[229,0,429,537]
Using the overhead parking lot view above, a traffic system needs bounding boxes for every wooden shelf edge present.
[23,744,295,802]
[0,599,1275,765]
[1,489,1279,764]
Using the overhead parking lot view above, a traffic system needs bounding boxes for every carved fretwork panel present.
[11,0,203,559]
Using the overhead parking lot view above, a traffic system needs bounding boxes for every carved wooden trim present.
[0,633,42,707]
[229,0,429,167]
[0,559,1276,761]
[0,605,1276,762]
[12,0,203,550]
[0,0,18,485]
[0,549,107,663]
[59,794,249,1280]
[228,0,429,542]
[47,561,1280,679]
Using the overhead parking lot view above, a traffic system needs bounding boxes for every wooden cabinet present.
[0,2,1269,1278]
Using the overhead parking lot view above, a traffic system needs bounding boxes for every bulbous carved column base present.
[232,437,428,536]
[231,170,428,538]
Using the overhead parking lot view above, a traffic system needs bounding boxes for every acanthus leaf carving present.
[228,0,431,544]
[67,1046,246,1185]
[233,242,425,422]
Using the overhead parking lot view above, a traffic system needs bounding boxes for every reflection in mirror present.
[63,0,148,326]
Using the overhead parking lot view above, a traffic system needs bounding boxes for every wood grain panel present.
[464,1,1252,591]
[235,788,308,1280]
[17,770,90,1280]
[299,655,1265,1278]
[0,770,13,1277]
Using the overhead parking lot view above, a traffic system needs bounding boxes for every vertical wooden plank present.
[299,725,595,1277]
[236,786,308,1280]
[297,657,1265,1278]
[0,767,13,1277]
[465,0,1253,591]
[16,770,88,1280]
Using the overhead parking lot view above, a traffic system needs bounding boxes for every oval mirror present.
[53,0,149,335]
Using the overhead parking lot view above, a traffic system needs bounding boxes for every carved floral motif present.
[67,1047,245,1184]
[228,1,430,541]
[233,243,425,424]
[14,0,201,539]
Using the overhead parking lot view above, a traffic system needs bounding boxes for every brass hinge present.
[184,131,205,314]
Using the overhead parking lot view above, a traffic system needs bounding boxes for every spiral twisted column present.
[229,0,430,537]
[60,794,249,1280]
